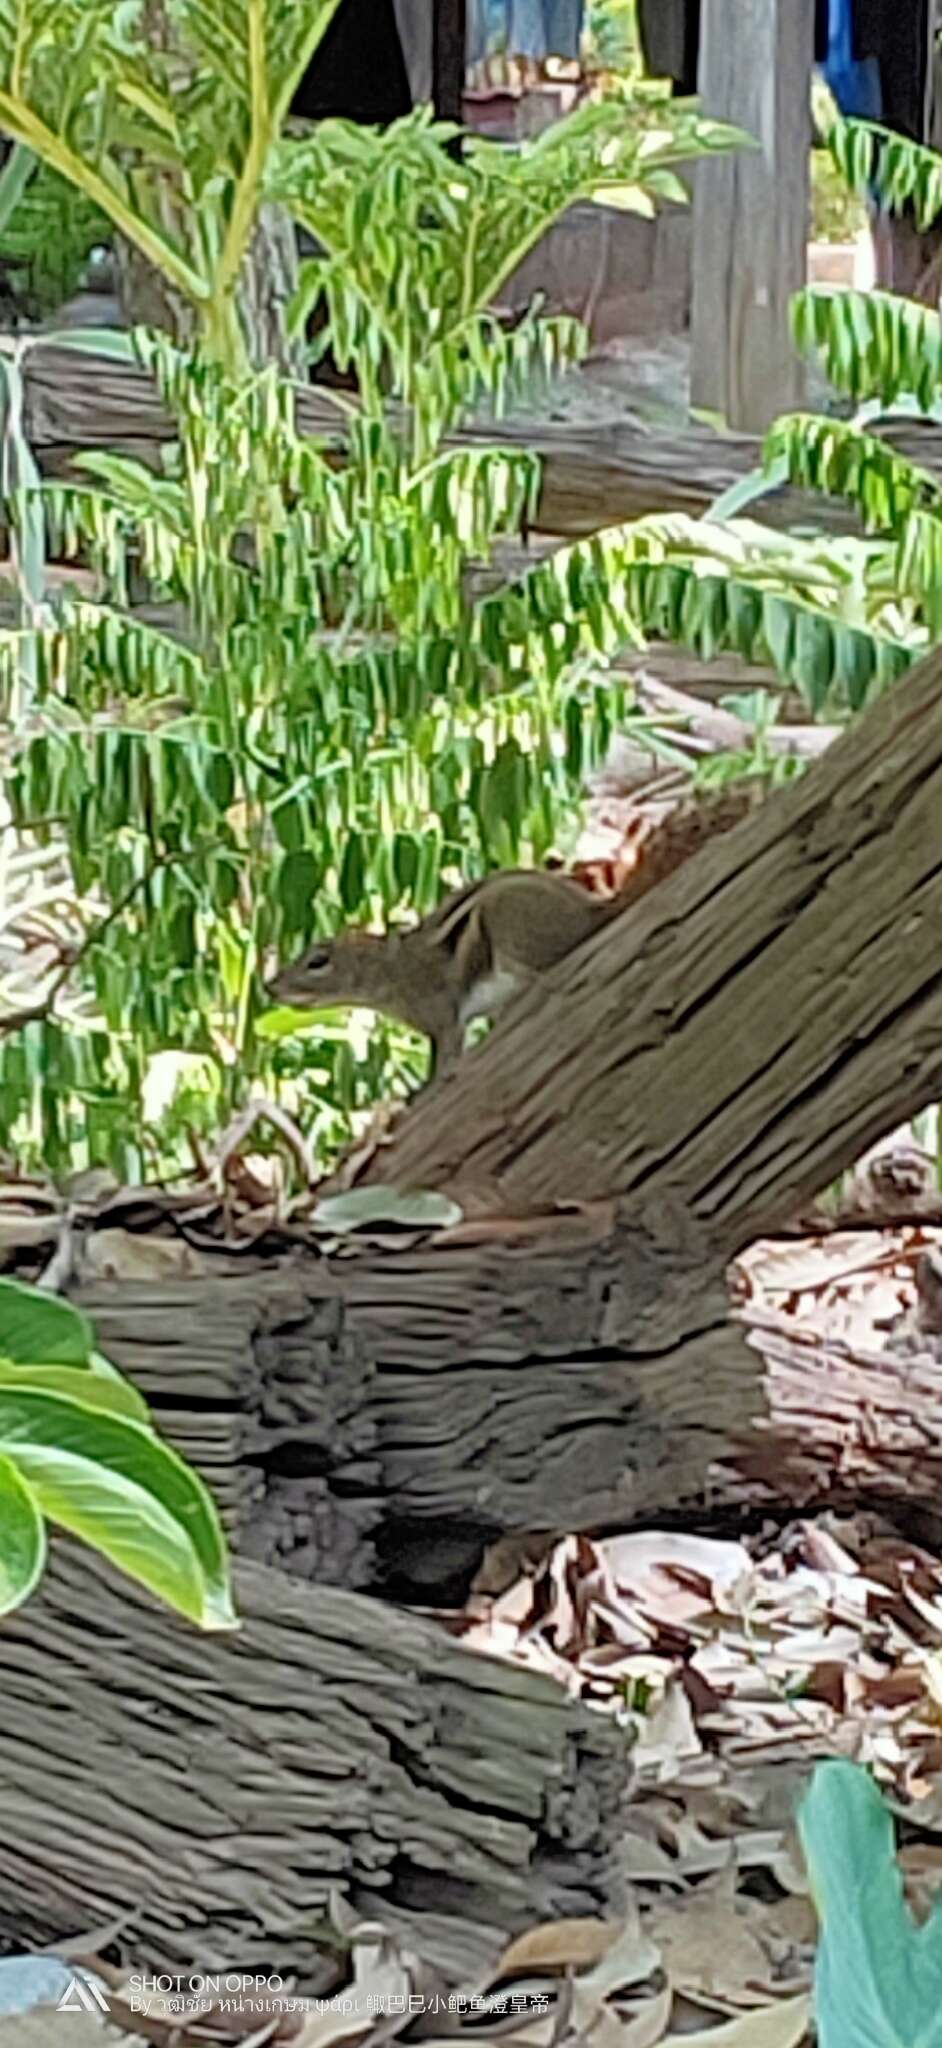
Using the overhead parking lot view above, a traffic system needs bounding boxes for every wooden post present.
[691,0,813,433]
[432,0,467,122]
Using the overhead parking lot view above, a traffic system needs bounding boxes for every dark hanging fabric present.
[635,0,699,94]
[853,0,931,139]
[638,0,830,92]
[290,0,413,124]
[638,0,930,137]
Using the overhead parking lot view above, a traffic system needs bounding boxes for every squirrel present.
[267,870,622,1077]
[267,784,757,1076]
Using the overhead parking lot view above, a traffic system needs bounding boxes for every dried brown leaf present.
[493,1920,624,1980]
[80,1228,207,1281]
[644,1890,779,2012]
[569,1896,662,2032]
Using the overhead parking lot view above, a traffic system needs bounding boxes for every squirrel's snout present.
[265,969,293,1002]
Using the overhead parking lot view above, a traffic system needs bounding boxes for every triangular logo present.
[56,1972,111,2014]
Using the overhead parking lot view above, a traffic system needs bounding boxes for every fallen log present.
[725,1293,942,1521]
[62,1223,748,1598]
[19,340,942,538]
[0,1540,630,1985]
[361,643,942,1217]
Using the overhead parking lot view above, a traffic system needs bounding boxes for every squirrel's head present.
[266,930,393,1010]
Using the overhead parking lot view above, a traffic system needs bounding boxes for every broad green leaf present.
[0,1388,236,1630]
[0,1451,47,1617]
[799,1759,942,2048]
[0,1359,152,1426]
[0,1279,93,1367]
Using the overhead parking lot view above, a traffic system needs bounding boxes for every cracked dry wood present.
[70,1239,747,1595]
[0,1543,631,1985]
[361,644,942,1237]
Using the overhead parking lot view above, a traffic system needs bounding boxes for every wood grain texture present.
[0,1543,630,1983]
[70,1238,753,1595]
[691,0,814,430]
[362,644,942,1229]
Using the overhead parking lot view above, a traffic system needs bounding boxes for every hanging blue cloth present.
[822,0,882,120]
[467,0,584,68]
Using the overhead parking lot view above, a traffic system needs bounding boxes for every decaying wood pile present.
[96,645,942,1575]
[60,1229,751,1597]
[3,645,942,1600]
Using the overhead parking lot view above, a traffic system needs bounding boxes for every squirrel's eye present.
[306,947,331,972]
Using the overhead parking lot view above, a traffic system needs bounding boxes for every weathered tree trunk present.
[114,209,305,376]
[362,645,942,1220]
[691,0,813,431]
[0,1542,629,1983]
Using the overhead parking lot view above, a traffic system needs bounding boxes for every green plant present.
[585,0,641,78]
[810,78,867,245]
[824,113,942,235]
[631,111,942,733]
[800,1758,942,2047]
[0,7,745,1175]
[0,1276,235,1627]
[730,116,942,669]
[0,0,355,372]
